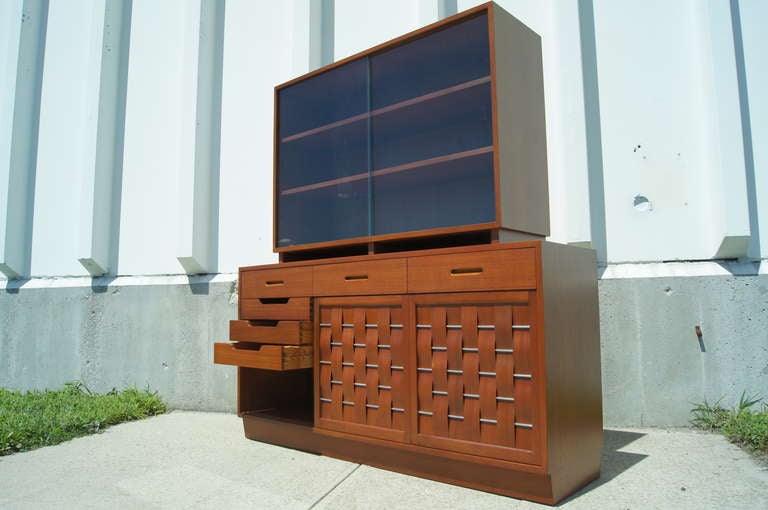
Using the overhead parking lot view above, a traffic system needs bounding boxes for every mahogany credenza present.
[214,241,602,504]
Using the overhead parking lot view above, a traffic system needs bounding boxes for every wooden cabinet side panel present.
[540,242,602,501]
[492,4,549,237]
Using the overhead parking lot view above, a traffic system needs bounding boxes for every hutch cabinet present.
[274,2,549,257]
[213,3,602,505]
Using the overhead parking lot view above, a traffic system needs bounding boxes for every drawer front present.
[408,248,537,293]
[240,267,312,298]
[240,297,311,321]
[214,342,312,370]
[314,259,406,296]
[229,320,312,345]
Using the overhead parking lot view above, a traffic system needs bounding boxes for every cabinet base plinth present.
[242,413,597,505]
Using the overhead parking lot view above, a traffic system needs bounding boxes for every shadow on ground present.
[558,429,648,506]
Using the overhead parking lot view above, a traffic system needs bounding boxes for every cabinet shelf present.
[281,75,491,144]
[280,146,493,196]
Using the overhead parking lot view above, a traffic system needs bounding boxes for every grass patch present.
[1,381,166,456]
[691,392,768,460]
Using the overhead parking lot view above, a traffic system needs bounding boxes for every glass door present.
[277,58,371,247]
[370,13,495,236]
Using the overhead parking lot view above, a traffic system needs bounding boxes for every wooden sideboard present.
[214,241,602,504]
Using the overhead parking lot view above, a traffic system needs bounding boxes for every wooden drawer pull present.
[450,267,483,276]
[344,274,368,281]
[265,280,284,286]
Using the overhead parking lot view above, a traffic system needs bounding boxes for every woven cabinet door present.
[412,292,543,465]
[316,297,409,442]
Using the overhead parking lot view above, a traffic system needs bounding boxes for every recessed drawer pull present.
[464,393,480,399]
[330,342,342,347]
[353,343,366,348]
[496,396,515,402]
[448,414,464,421]
[378,344,391,349]
[344,274,368,281]
[479,371,496,377]
[319,360,331,365]
[391,365,404,371]
[377,385,392,390]
[480,418,497,424]
[432,390,448,396]
[264,280,284,286]
[331,380,342,385]
[450,267,483,276]
[477,325,495,330]
[417,367,432,372]
[515,422,534,429]
[447,369,463,375]
[258,297,289,304]
[446,324,462,330]
[431,346,448,352]
[495,348,514,354]
[342,401,355,406]
[416,324,432,329]
[320,398,332,403]
[354,382,367,387]
[365,404,379,409]
[513,373,532,379]
[418,410,433,416]
[391,407,405,413]
[462,347,479,353]
[342,362,354,367]
[513,325,531,330]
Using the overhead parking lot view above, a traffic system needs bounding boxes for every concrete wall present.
[0,275,238,411]
[3,267,766,425]
[1,0,767,426]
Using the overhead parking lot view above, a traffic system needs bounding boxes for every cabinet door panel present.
[411,292,542,465]
[316,297,409,443]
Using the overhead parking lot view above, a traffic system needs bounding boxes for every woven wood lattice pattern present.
[318,304,407,433]
[416,299,536,451]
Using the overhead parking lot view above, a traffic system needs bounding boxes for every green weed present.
[691,392,768,459]
[0,381,167,456]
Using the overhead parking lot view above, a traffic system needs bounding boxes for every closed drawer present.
[314,259,406,296]
[240,297,310,320]
[240,266,312,298]
[230,320,312,345]
[408,248,537,293]
[214,343,312,370]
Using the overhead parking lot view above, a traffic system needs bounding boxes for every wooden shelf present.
[281,146,493,196]
[281,75,491,143]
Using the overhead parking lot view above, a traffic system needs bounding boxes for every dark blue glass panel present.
[279,58,368,138]
[277,179,369,247]
[370,13,489,109]
[371,83,492,171]
[373,152,495,235]
[279,118,368,191]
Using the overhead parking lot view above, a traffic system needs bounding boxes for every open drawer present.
[214,343,312,370]
[229,320,312,345]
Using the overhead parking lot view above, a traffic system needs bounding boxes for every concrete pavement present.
[0,411,766,509]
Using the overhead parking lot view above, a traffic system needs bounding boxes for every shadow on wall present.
[559,429,648,505]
